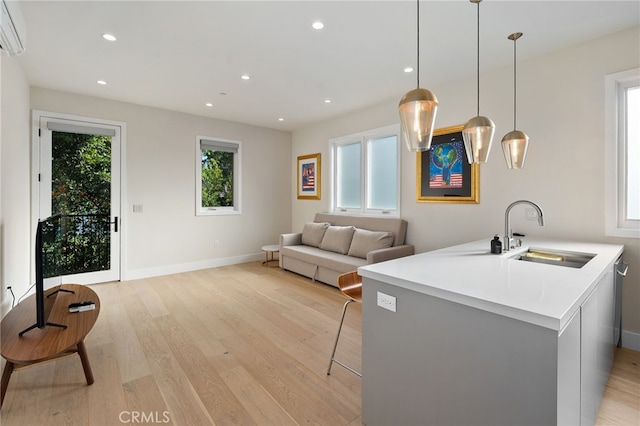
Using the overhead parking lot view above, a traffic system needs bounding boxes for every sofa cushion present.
[319,225,356,254]
[281,245,367,271]
[314,213,408,247]
[347,228,394,259]
[301,222,330,247]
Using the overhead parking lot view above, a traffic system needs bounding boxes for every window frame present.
[605,68,639,238]
[329,124,401,216]
[195,135,242,216]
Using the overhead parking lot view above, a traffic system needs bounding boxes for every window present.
[196,136,242,215]
[605,68,639,237]
[330,124,400,215]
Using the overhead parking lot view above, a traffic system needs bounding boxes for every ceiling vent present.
[0,0,26,56]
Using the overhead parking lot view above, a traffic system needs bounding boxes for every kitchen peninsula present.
[358,238,623,426]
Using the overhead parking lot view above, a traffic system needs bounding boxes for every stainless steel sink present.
[510,248,595,269]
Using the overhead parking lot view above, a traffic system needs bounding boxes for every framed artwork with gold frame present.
[297,153,321,200]
[416,125,479,204]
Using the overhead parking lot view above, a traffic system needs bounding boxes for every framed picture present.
[416,125,479,204]
[297,153,321,200]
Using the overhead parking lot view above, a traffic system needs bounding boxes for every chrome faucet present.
[504,200,544,251]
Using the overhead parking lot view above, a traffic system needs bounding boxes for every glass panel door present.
[38,116,121,285]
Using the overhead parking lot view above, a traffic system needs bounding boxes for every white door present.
[36,113,122,285]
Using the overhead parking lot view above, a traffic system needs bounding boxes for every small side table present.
[261,244,280,267]
[1,284,100,407]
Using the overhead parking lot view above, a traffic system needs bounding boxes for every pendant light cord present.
[475,1,480,116]
[416,0,420,89]
[512,37,517,130]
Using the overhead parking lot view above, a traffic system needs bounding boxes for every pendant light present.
[399,0,439,152]
[462,0,495,164]
[501,32,529,169]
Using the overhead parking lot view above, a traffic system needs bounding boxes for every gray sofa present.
[279,213,414,288]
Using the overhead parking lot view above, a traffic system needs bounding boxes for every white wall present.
[30,88,292,279]
[1,52,3,317]
[0,54,31,319]
[291,27,640,341]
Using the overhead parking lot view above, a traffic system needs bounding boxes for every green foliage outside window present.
[46,131,112,276]
[52,132,111,215]
[201,149,234,207]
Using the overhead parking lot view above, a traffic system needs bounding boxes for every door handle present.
[616,260,628,277]
[110,216,118,233]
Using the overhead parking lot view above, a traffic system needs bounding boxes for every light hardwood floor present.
[597,347,640,425]
[0,262,638,425]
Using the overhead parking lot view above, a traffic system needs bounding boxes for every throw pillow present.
[319,225,356,254]
[301,222,330,247]
[347,228,394,259]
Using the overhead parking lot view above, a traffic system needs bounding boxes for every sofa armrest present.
[280,232,302,247]
[366,244,415,264]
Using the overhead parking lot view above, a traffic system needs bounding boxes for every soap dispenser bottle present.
[491,235,502,254]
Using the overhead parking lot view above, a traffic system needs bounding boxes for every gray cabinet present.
[362,263,616,426]
[580,268,615,425]
[557,309,581,425]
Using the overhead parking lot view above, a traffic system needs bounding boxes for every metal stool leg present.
[327,299,361,376]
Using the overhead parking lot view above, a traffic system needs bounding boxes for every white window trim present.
[329,124,401,217]
[195,135,242,216]
[605,68,639,238]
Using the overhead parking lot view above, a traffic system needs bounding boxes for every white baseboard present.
[621,329,640,351]
[123,252,264,281]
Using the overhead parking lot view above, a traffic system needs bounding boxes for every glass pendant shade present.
[462,115,495,163]
[462,0,494,164]
[399,88,439,151]
[502,32,529,169]
[501,130,529,169]
[398,0,438,152]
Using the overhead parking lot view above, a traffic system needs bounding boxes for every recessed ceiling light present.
[102,33,117,42]
[324,99,332,104]
[278,118,284,122]
[97,80,107,85]
[205,103,213,107]
[404,67,414,73]
[312,21,324,30]
[241,74,250,80]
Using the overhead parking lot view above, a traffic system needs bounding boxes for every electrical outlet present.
[525,208,538,221]
[377,291,396,312]
[214,240,220,247]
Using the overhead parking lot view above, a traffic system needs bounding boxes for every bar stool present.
[327,271,362,377]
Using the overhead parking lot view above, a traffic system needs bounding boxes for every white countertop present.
[358,238,624,332]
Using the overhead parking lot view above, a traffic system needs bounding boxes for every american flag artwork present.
[430,173,463,188]
[302,163,315,192]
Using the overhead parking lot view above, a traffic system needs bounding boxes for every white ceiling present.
[12,0,640,131]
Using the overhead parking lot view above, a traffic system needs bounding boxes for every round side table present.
[261,244,280,267]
